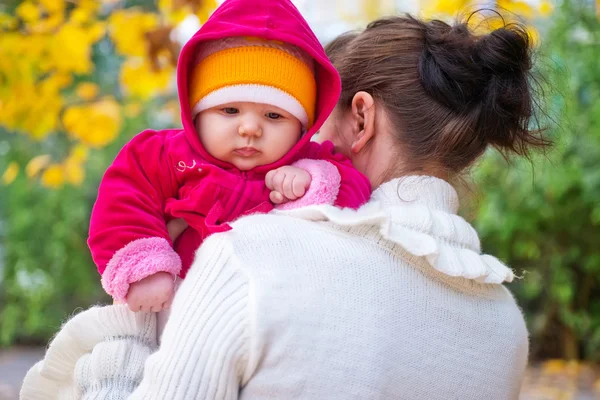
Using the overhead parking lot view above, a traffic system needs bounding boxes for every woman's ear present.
[350,91,376,154]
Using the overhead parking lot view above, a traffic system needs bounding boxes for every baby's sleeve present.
[277,140,371,210]
[88,130,181,302]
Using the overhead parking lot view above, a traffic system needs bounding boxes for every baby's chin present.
[232,155,289,172]
[231,159,268,172]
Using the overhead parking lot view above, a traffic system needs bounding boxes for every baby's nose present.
[239,118,262,137]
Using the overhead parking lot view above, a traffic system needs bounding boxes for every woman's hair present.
[325,14,551,175]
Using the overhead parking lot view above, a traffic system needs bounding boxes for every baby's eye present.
[223,107,239,114]
[266,112,281,120]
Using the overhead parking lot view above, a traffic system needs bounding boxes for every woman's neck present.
[372,165,450,191]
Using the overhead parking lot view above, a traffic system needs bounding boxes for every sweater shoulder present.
[227,212,516,301]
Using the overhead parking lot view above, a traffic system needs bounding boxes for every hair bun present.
[418,21,484,113]
[472,24,534,149]
[474,24,531,76]
[418,18,545,154]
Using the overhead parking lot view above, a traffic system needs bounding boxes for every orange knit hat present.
[189,37,317,128]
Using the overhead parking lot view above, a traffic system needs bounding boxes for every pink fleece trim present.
[277,159,341,210]
[101,237,182,303]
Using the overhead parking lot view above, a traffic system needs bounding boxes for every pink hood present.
[177,0,341,174]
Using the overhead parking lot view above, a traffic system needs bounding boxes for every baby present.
[88,0,371,313]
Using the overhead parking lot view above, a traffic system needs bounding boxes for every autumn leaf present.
[2,162,19,185]
[75,82,99,101]
[25,155,51,178]
[145,25,180,71]
[63,98,122,148]
[120,58,174,99]
[109,10,159,57]
[41,164,65,188]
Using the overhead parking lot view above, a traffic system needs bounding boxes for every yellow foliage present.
[0,74,66,139]
[497,0,536,19]
[89,22,107,42]
[30,12,65,34]
[63,98,122,148]
[76,82,100,100]
[159,0,189,24]
[63,144,89,186]
[41,164,65,189]
[0,0,217,189]
[420,0,553,29]
[70,144,90,163]
[420,0,471,19]
[539,0,554,16]
[35,145,89,187]
[0,0,192,189]
[109,10,159,57]
[39,0,66,14]
[124,102,143,118]
[72,0,101,13]
[120,58,174,99]
[16,0,68,34]
[195,0,218,23]
[2,162,20,185]
[43,73,73,91]
[159,0,218,23]
[70,6,93,25]
[63,158,85,186]
[0,13,18,30]
[542,359,567,374]
[26,155,52,178]
[49,23,104,74]
[16,1,41,24]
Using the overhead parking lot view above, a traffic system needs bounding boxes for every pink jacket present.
[88,0,372,302]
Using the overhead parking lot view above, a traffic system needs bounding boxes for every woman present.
[21,14,548,400]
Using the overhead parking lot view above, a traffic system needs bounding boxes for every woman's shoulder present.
[255,192,515,287]
[219,206,527,352]
[226,212,351,252]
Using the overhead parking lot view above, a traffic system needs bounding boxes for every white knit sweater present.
[21,176,528,400]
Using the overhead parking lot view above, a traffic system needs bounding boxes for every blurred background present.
[0,0,599,399]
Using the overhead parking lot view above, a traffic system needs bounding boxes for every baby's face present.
[195,102,302,171]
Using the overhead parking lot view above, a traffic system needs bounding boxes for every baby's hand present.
[126,271,174,312]
[265,166,311,204]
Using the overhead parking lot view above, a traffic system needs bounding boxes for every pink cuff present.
[277,159,341,210]
[101,237,182,302]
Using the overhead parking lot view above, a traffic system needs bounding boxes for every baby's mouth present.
[234,147,260,157]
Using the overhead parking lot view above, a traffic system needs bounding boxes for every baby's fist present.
[126,271,174,313]
[265,166,311,204]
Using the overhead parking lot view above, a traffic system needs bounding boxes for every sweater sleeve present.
[20,235,254,400]
[286,140,371,210]
[20,305,157,400]
[88,130,181,302]
[129,233,253,399]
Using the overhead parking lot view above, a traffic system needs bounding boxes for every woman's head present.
[320,15,550,188]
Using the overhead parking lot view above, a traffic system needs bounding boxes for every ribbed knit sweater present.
[21,176,528,400]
